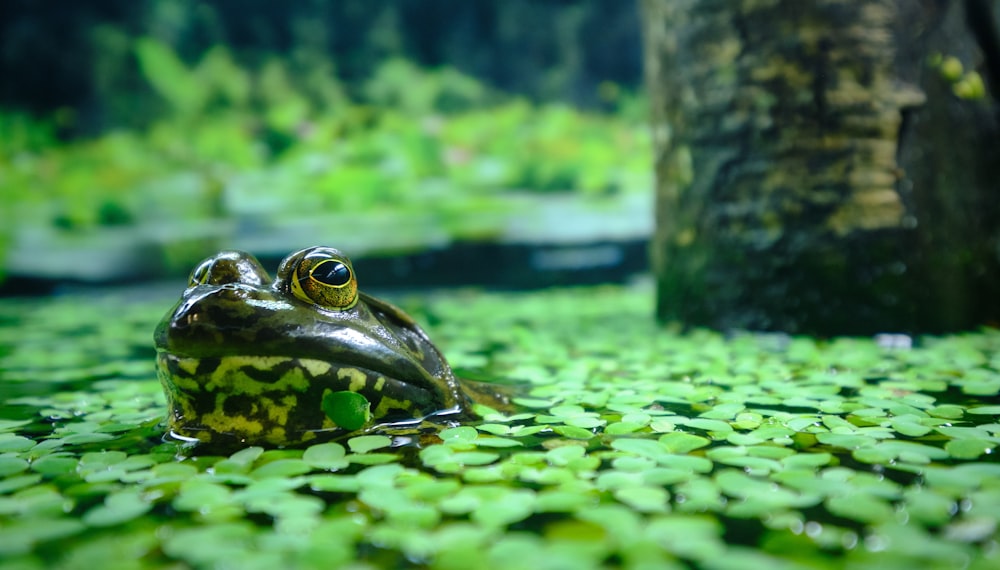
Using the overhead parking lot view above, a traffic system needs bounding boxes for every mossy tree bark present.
[641,0,1000,334]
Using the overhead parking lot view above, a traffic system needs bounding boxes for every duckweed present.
[0,286,999,568]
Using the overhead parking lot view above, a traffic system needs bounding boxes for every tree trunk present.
[641,0,1000,335]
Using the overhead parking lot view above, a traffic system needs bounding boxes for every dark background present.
[0,0,643,135]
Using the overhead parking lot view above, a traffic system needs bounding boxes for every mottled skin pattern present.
[154,247,471,446]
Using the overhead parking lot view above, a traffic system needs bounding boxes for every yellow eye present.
[289,252,359,310]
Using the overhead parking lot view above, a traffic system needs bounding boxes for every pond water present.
[1,285,999,569]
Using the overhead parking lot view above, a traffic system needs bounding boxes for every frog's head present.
[154,246,467,446]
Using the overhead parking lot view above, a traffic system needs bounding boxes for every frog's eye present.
[290,255,359,310]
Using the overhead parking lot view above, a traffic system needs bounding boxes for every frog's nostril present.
[214,283,251,298]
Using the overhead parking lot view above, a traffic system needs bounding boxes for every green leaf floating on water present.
[321,390,371,431]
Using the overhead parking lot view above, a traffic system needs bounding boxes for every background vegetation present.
[0,0,648,282]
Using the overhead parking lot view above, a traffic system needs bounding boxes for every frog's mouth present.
[156,352,459,446]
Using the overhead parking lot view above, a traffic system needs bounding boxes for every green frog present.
[154,246,494,447]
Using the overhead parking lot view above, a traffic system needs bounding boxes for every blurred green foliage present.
[928,53,987,101]
[1,38,650,240]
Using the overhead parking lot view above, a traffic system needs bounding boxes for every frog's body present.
[154,246,482,446]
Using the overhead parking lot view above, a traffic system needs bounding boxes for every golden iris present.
[290,251,359,310]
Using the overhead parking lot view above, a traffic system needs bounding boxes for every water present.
[1,286,998,569]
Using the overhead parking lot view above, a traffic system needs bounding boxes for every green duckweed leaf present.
[0,517,87,556]
[535,489,596,512]
[355,463,406,488]
[0,435,35,453]
[662,454,714,473]
[942,515,997,543]
[902,488,957,527]
[699,403,745,420]
[548,404,585,417]
[82,489,153,527]
[545,444,585,465]
[476,423,512,436]
[565,416,606,429]
[644,515,725,560]
[726,432,765,446]
[450,451,501,466]
[0,474,43,495]
[400,477,460,501]
[815,432,876,450]
[321,390,371,431]
[890,417,933,437]
[611,438,670,461]
[0,456,30,477]
[712,455,783,475]
[173,479,236,514]
[928,405,965,419]
[462,466,507,483]
[512,398,552,408]
[877,441,950,463]
[643,467,695,486]
[308,474,360,493]
[441,426,479,443]
[614,486,670,513]
[944,438,994,460]
[419,445,456,469]
[826,493,896,524]
[160,522,259,567]
[507,425,547,437]
[302,442,349,470]
[229,446,265,466]
[472,436,522,448]
[347,453,399,465]
[551,426,594,439]
[649,419,677,432]
[621,412,652,425]
[387,502,441,528]
[715,471,792,500]
[245,492,325,519]
[611,455,655,472]
[596,470,641,491]
[658,432,710,453]
[604,421,644,435]
[680,418,734,434]
[0,420,32,433]
[673,479,725,513]
[250,458,313,479]
[772,470,851,497]
[936,426,995,440]
[347,435,392,454]
[470,488,536,527]
[61,433,116,445]
[966,405,1000,415]
[780,452,833,469]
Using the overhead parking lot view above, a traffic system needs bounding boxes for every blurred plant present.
[928,53,987,100]
[0,39,651,271]
[364,58,493,114]
[0,111,58,155]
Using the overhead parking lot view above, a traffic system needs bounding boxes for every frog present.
[154,246,499,447]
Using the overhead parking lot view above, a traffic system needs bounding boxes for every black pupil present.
[312,261,351,286]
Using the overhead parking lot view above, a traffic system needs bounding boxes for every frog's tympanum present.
[154,246,476,446]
